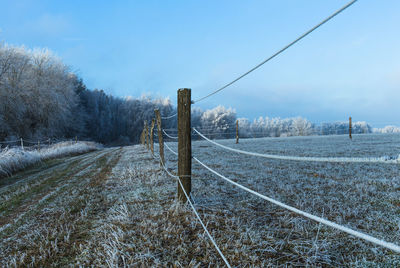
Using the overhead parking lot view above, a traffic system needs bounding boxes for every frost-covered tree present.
[373,125,400,134]
[291,117,313,136]
[0,45,77,139]
[0,43,176,145]
[199,106,237,139]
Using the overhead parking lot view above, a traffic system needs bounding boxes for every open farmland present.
[0,133,399,266]
[164,133,400,266]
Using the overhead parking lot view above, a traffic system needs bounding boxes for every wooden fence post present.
[236,120,239,144]
[155,109,165,166]
[140,127,145,145]
[349,116,352,140]
[20,138,24,151]
[177,88,191,202]
[150,118,155,155]
[144,121,149,150]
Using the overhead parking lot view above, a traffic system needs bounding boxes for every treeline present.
[189,105,374,139]
[0,44,175,145]
[0,44,394,145]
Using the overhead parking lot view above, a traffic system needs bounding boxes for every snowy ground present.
[0,134,399,266]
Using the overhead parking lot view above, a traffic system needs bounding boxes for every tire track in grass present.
[0,149,105,194]
[0,149,108,223]
[37,147,124,266]
[0,148,123,266]
[0,148,118,233]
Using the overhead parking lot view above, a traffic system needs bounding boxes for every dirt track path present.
[0,147,124,266]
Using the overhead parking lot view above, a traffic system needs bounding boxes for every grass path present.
[0,147,122,266]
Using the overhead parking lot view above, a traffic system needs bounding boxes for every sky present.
[0,0,399,127]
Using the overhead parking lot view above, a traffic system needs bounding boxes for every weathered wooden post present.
[144,121,149,150]
[75,136,78,144]
[155,109,165,166]
[150,118,155,155]
[349,116,352,140]
[20,138,24,151]
[38,140,40,151]
[236,120,239,144]
[177,88,191,202]
[140,127,145,145]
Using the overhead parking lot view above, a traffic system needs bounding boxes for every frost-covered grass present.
[1,134,399,266]
[163,133,400,266]
[0,148,121,267]
[0,141,101,178]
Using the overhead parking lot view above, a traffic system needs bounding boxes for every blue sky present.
[1,0,399,127]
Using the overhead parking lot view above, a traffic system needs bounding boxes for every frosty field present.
[0,133,399,266]
[164,133,400,266]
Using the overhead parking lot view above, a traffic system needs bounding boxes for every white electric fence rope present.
[161,113,178,120]
[156,153,231,267]
[175,175,232,268]
[193,128,400,164]
[194,0,358,103]
[192,156,400,253]
[162,129,179,140]
[0,140,20,144]
[164,142,178,156]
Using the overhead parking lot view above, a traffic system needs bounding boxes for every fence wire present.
[192,155,400,253]
[162,129,178,140]
[194,0,358,103]
[164,142,178,156]
[161,113,178,120]
[193,128,400,164]
[151,146,231,267]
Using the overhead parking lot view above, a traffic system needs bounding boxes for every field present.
[166,133,400,266]
[0,133,399,266]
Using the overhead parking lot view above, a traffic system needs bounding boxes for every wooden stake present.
[38,140,40,151]
[236,120,239,144]
[20,138,24,151]
[349,116,352,140]
[144,121,149,150]
[155,109,165,166]
[140,127,145,145]
[177,88,191,202]
[150,118,155,155]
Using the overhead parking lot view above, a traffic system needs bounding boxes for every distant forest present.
[0,44,398,145]
[0,44,176,145]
